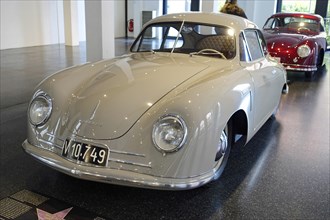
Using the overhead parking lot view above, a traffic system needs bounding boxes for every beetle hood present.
[58,53,211,139]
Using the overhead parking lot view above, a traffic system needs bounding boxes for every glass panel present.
[281,0,316,13]
[244,30,263,61]
[167,0,191,13]
[264,15,322,33]
[131,22,236,59]
[324,2,330,48]
[263,18,276,29]
[164,27,183,49]
[239,33,250,62]
[256,30,268,56]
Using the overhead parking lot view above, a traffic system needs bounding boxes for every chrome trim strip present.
[108,158,152,168]
[57,137,65,142]
[45,133,56,138]
[36,138,62,149]
[110,149,146,157]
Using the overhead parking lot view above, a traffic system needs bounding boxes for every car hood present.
[60,53,211,139]
[263,30,307,49]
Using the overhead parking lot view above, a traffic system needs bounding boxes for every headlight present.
[297,44,311,58]
[28,93,52,126]
[152,114,188,152]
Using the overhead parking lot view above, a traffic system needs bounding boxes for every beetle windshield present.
[263,16,322,33]
[131,22,236,59]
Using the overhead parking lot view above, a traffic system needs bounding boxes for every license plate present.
[62,139,109,166]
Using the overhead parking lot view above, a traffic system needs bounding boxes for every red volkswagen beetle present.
[262,12,327,77]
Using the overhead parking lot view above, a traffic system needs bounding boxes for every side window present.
[263,18,275,29]
[239,32,250,62]
[244,30,264,61]
[256,30,268,56]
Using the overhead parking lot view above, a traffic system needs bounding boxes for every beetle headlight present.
[152,114,187,152]
[28,93,52,126]
[297,45,311,58]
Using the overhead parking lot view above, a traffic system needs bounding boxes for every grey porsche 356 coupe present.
[23,12,288,190]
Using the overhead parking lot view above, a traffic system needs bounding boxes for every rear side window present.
[244,30,264,61]
[239,32,250,62]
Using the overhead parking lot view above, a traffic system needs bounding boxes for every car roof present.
[143,12,258,33]
[269,12,323,21]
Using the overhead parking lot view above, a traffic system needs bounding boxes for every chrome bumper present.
[283,64,317,72]
[22,140,215,190]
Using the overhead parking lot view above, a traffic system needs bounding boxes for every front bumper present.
[22,140,216,190]
[269,53,317,72]
[283,64,317,72]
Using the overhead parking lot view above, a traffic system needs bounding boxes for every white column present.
[133,1,143,38]
[85,0,115,62]
[63,0,79,46]
[102,1,115,59]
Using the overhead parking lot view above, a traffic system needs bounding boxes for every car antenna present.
[171,20,185,54]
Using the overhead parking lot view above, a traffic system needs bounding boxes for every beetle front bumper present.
[22,140,216,190]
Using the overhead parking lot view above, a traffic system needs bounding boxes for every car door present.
[240,29,283,132]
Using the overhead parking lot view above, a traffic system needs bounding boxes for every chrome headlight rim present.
[28,92,53,126]
[297,44,311,58]
[152,114,188,153]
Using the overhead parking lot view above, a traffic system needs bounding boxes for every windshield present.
[131,22,236,59]
[263,16,322,33]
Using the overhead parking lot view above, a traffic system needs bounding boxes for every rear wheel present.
[213,122,232,180]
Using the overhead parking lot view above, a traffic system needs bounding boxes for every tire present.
[213,121,232,180]
[305,71,314,78]
[317,50,324,68]
[270,103,279,119]
[305,50,324,78]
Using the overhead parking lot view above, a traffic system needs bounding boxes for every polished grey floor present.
[0,41,329,219]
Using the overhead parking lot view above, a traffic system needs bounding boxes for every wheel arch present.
[317,47,325,67]
[228,109,248,148]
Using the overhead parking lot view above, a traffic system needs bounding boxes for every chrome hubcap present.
[215,129,228,161]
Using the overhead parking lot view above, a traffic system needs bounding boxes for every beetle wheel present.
[213,122,232,180]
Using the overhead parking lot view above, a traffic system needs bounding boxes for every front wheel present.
[213,122,232,180]
[305,71,315,78]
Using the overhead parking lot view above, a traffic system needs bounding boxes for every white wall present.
[127,0,163,38]
[200,0,276,28]
[0,0,86,50]
[238,0,276,28]
[77,1,86,41]
[0,0,64,50]
[0,0,277,50]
